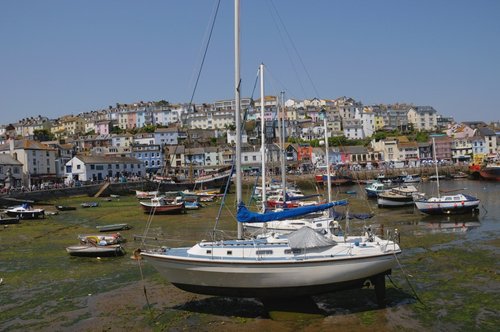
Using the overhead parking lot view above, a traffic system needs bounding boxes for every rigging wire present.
[267,0,321,99]
[187,0,222,111]
[265,1,307,99]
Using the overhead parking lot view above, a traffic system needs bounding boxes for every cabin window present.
[256,250,273,255]
[206,250,212,254]
[285,248,302,255]
[226,250,232,255]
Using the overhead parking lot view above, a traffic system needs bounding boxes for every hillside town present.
[0,96,499,191]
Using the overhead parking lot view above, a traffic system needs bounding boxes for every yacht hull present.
[377,196,414,207]
[414,199,480,215]
[142,250,398,298]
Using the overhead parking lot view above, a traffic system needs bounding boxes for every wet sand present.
[0,179,499,331]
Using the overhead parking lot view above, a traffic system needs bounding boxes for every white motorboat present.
[6,204,45,219]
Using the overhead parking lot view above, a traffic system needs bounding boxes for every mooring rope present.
[135,256,155,320]
[392,252,426,307]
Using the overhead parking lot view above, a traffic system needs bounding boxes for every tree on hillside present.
[415,131,430,142]
[33,129,55,142]
[110,126,124,134]
[139,124,157,133]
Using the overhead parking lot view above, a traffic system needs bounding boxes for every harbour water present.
[0,179,498,331]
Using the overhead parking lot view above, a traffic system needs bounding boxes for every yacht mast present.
[280,91,286,202]
[235,0,243,239]
[323,110,332,202]
[260,64,266,211]
[432,137,441,199]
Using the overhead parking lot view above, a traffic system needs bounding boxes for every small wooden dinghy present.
[66,244,126,257]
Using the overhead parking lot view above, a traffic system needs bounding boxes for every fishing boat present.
[414,138,480,215]
[139,196,185,214]
[141,1,401,301]
[152,166,232,192]
[479,162,500,181]
[96,223,131,232]
[5,203,45,219]
[66,244,126,257]
[377,185,424,208]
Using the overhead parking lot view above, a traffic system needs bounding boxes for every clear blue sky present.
[1,0,499,124]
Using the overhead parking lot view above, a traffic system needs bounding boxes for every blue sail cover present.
[237,200,348,223]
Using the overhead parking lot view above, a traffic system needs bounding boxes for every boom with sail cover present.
[237,200,348,223]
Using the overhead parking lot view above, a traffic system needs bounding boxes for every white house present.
[355,108,375,138]
[65,155,144,182]
[0,139,57,187]
[343,119,365,140]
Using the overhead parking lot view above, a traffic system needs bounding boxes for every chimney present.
[9,138,15,158]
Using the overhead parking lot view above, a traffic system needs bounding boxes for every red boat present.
[479,163,500,181]
[140,197,185,214]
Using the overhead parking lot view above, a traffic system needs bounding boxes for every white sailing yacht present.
[140,0,401,299]
[414,137,480,215]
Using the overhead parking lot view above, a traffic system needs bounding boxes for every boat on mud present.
[81,202,99,208]
[139,196,185,214]
[96,223,131,232]
[5,203,45,219]
[55,205,77,211]
[0,214,20,225]
[66,244,126,257]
